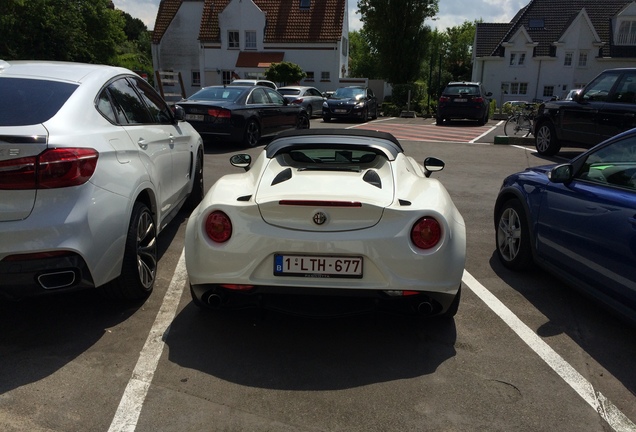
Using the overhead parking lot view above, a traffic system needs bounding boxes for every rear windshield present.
[444,85,480,96]
[189,87,243,102]
[0,77,78,126]
[281,147,383,171]
[278,89,301,96]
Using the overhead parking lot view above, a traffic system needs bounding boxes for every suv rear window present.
[443,85,480,96]
[0,77,78,126]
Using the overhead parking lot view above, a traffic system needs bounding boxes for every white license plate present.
[274,254,363,278]
[334,109,348,113]
[185,114,204,121]
[454,98,467,102]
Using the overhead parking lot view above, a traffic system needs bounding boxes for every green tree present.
[264,61,306,86]
[0,0,125,64]
[348,30,379,79]
[358,0,438,84]
[113,11,153,80]
[444,21,476,82]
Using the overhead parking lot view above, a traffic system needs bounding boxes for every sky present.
[112,0,530,33]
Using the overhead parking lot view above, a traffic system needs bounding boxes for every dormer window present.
[616,20,636,45]
[300,0,311,10]
[528,18,545,29]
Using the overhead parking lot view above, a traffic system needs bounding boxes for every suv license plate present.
[454,98,467,102]
[185,114,204,121]
[274,254,363,278]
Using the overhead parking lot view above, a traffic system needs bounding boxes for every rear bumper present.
[0,253,95,300]
[191,284,458,317]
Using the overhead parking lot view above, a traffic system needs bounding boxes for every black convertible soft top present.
[265,128,404,160]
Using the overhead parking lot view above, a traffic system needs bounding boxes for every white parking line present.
[108,250,188,432]
[462,270,636,432]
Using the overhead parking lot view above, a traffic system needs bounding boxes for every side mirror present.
[423,157,445,178]
[548,164,573,183]
[172,104,185,121]
[230,153,252,171]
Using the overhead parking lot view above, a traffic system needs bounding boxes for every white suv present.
[0,61,204,301]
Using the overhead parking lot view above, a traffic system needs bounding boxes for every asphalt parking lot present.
[1,117,634,432]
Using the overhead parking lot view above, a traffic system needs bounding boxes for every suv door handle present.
[137,138,148,150]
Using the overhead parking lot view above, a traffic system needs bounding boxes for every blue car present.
[494,129,636,324]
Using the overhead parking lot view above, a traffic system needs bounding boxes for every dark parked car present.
[494,128,636,324]
[177,85,309,147]
[322,86,378,122]
[277,85,326,118]
[437,82,492,125]
[534,68,636,156]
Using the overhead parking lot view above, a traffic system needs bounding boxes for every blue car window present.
[577,137,636,189]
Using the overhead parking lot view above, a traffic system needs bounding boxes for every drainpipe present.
[535,59,542,101]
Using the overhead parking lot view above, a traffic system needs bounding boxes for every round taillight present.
[205,211,232,243]
[411,217,441,249]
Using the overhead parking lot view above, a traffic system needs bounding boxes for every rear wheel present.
[323,116,331,122]
[297,113,310,129]
[436,116,444,125]
[535,121,561,155]
[243,119,260,148]
[101,202,157,300]
[496,199,533,270]
[305,105,313,117]
[504,115,531,137]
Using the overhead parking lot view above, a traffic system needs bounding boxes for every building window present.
[300,0,311,9]
[543,86,554,97]
[245,31,256,49]
[509,52,526,66]
[578,51,588,67]
[192,71,200,87]
[502,82,528,95]
[564,52,573,67]
[305,71,315,81]
[228,31,239,49]
[222,71,232,85]
[616,20,636,45]
[342,37,348,57]
[320,71,330,81]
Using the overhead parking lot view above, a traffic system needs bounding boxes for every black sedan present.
[177,85,310,147]
[322,86,378,122]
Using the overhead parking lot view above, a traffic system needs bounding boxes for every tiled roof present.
[154,0,345,44]
[475,0,634,57]
[474,24,510,57]
[151,0,183,44]
[235,51,285,67]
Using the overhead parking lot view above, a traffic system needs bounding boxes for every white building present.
[472,0,636,107]
[151,0,350,97]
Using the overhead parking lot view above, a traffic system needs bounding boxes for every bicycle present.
[504,103,536,137]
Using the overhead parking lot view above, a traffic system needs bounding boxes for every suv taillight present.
[0,148,99,190]
[439,96,450,103]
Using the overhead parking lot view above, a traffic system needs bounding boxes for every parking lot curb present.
[494,136,535,146]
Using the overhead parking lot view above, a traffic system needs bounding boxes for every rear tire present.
[504,116,532,137]
[297,113,310,129]
[243,119,260,148]
[101,202,157,300]
[535,121,561,155]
